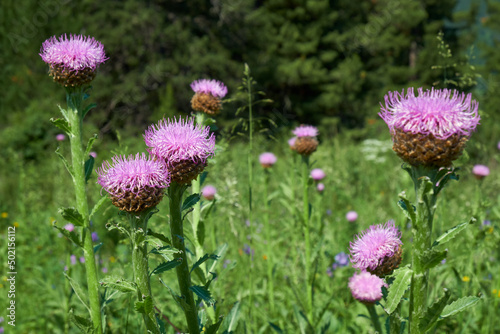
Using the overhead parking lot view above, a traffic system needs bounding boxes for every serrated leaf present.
[385,266,412,314]
[149,245,178,261]
[54,224,83,248]
[398,192,416,222]
[57,104,69,120]
[205,317,224,334]
[59,207,85,226]
[82,102,97,119]
[68,309,94,334]
[147,230,171,245]
[422,248,447,271]
[220,301,240,333]
[135,295,153,315]
[440,296,481,318]
[182,194,201,212]
[191,253,219,273]
[84,156,94,184]
[99,276,137,293]
[85,134,97,157]
[50,117,71,134]
[151,258,183,276]
[420,289,451,332]
[433,218,474,247]
[190,285,216,306]
[55,147,73,177]
[64,272,90,312]
[90,196,109,220]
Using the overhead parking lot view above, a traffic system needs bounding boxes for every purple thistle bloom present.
[472,164,490,179]
[379,87,480,140]
[310,168,326,181]
[144,117,215,166]
[64,223,75,232]
[348,271,386,304]
[349,220,402,273]
[292,125,319,138]
[40,34,107,72]
[201,185,217,200]
[190,79,228,98]
[259,152,277,167]
[96,153,170,198]
[56,134,66,141]
[346,211,358,222]
[334,252,350,267]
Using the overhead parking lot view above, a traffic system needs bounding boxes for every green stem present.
[192,112,206,264]
[66,88,103,334]
[366,304,383,334]
[263,169,275,313]
[301,155,313,323]
[169,182,200,334]
[129,212,160,334]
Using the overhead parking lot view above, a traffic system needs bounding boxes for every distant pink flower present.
[497,141,500,151]
[292,125,318,138]
[350,220,402,276]
[259,152,277,168]
[89,151,97,158]
[346,211,358,222]
[288,137,297,149]
[64,223,75,232]
[79,256,85,263]
[191,79,228,98]
[317,183,325,192]
[102,267,108,273]
[70,255,77,265]
[472,164,489,180]
[56,134,66,141]
[202,185,217,201]
[311,168,325,181]
[348,271,386,304]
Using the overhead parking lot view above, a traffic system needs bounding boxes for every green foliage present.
[384,266,413,314]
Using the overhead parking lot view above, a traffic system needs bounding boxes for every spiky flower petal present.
[292,125,319,138]
[348,271,387,304]
[349,220,402,277]
[190,79,228,98]
[190,79,228,115]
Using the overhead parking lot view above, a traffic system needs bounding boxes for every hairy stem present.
[301,155,313,323]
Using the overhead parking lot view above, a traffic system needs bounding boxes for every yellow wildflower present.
[263,255,268,260]
[13,222,19,228]
[1,212,8,218]
[462,276,470,282]
[109,256,116,263]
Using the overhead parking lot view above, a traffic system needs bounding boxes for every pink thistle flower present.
[191,79,228,99]
[317,183,325,192]
[349,220,402,277]
[346,211,358,222]
[310,168,326,181]
[96,153,170,212]
[64,223,75,232]
[472,164,490,180]
[56,134,66,141]
[379,88,479,140]
[292,125,319,138]
[348,271,387,304]
[201,185,217,201]
[40,34,107,72]
[259,152,277,168]
[89,151,97,158]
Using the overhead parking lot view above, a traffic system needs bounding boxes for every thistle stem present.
[366,304,383,334]
[301,155,313,323]
[263,169,275,312]
[192,112,206,262]
[66,88,103,334]
[128,212,160,334]
[168,182,200,334]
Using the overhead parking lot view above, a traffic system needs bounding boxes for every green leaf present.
[197,220,205,247]
[64,272,90,312]
[398,191,416,222]
[135,296,153,315]
[53,224,83,248]
[90,196,109,220]
[422,248,447,271]
[419,289,451,332]
[182,194,201,212]
[200,171,208,187]
[82,102,97,119]
[99,276,137,293]
[50,117,71,134]
[68,309,94,334]
[190,285,216,306]
[147,230,171,245]
[191,253,219,273]
[149,245,178,261]
[57,105,69,121]
[269,322,284,334]
[440,296,481,318]
[59,207,85,226]
[433,218,475,247]
[385,266,413,314]
[85,134,98,157]
[150,258,183,276]
[93,242,103,254]
[84,156,94,184]
[55,147,73,177]
[205,317,224,334]
[220,301,240,333]
[293,305,312,334]
[208,243,228,273]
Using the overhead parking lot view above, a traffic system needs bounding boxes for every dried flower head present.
[201,185,217,201]
[472,164,490,180]
[311,168,326,181]
[190,79,228,115]
[292,125,319,156]
[348,271,387,305]
[379,88,480,167]
[259,152,277,168]
[96,153,170,213]
[144,117,216,184]
[349,220,402,277]
[40,34,107,87]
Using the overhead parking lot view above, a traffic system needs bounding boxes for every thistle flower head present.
[190,79,227,115]
[348,271,387,304]
[349,220,402,277]
[259,152,277,168]
[56,134,66,141]
[96,153,169,213]
[202,185,217,200]
[40,34,107,86]
[191,79,228,98]
[317,183,325,192]
[311,168,326,181]
[144,117,215,184]
[472,164,489,179]
[292,125,319,138]
[346,211,358,222]
[292,125,319,156]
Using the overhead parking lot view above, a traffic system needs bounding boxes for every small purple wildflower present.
[91,232,99,242]
[102,267,108,273]
[201,185,217,200]
[483,220,492,226]
[334,252,350,267]
[311,168,326,181]
[0,327,4,333]
[40,34,108,72]
[0,316,4,323]
[326,267,333,277]
[245,220,251,227]
[259,152,277,168]
[223,259,231,269]
[498,141,500,151]
[348,271,386,304]
[56,134,66,141]
[292,125,318,138]
[317,183,325,192]
[349,220,402,273]
[379,87,480,140]
[64,223,75,232]
[243,244,254,260]
[472,164,490,179]
[80,256,85,263]
[326,209,332,216]
[70,255,77,265]
[190,79,228,98]
[346,211,358,222]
